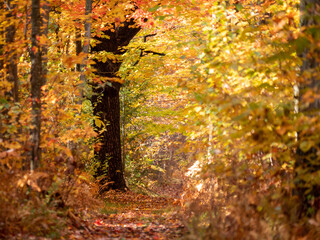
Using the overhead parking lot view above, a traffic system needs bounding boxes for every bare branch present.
[143,33,157,42]
[143,50,165,56]
[3,0,11,10]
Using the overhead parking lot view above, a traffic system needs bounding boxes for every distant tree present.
[41,0,50,85]
[295,0,320,216]
[5,0,18,102]
[79,0,92,98]
[30,0,43,170]
[0,1,18,145]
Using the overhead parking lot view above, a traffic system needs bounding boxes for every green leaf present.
[299,141,314,153]
[150,164,165,173]
[158,15,167,20]
[95,117,105,128]
[294,37,309,54]
[191,65,198,71]
[236,3,243,11]
[249,102,260,110]
[149,5,160,13]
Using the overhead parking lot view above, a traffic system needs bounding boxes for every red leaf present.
[94,219,103,226]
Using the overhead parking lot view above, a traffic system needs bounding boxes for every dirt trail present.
[69,190,186,240]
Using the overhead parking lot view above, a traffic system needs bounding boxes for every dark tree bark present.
[30,0,43,170]
[3,0,18,102]
[0,1,18,143]
[295,0,320,216]
[6,22,18,102]
[41,0,50,85]
[75,27,82,72]
[91,18,140,192]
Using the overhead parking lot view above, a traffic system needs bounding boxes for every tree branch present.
[142,50,165,56]
[3,0,11,10]
[132,49,165,67]
[143,33,157,42]
[132,33,165,66]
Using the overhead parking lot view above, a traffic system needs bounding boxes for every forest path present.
[69,189,186,240]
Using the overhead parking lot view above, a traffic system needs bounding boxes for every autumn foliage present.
[1,0,320,239]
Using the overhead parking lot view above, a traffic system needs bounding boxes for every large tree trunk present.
[295,0,320,217]
[92,82,126,190]
[30,0,42,170]
[91,19,140,192]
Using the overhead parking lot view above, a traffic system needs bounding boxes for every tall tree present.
[30,0,42,170]
[295,0,320,216]
[41,0,50,85]
[0,1,18,144]
[91,17,140,191]
[5,0,18,102]
[79,0,92,98]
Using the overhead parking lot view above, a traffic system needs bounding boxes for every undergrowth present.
[0,167,102,239]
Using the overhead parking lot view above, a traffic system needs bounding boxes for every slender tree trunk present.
[4,0,18,102]
[91,18,140,192]
[79,0,92,98]
[75,27,82,72]
[295,0,320,216]
[30,0,42,170]
[41,0,50,85]
[82,0,92,57]
[121,91,126,171]
[0,1,18,142]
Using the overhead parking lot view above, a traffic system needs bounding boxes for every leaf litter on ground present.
[67,190,186,240]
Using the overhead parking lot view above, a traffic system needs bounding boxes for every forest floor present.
[67,185,186,240]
